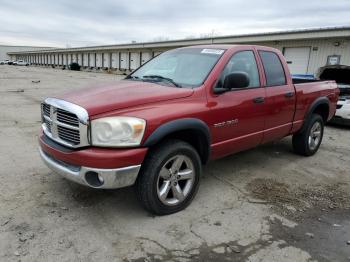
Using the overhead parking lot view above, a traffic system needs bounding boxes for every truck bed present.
[293,80,339,126]
[292,77,320,84]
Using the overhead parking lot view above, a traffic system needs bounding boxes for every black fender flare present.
[143,118,211,164]
[300,96,330,133]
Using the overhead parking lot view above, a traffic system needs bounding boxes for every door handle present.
[253,97,265,104]
[284,92,294,98]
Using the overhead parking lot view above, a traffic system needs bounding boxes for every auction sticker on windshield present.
[201,49,225,55]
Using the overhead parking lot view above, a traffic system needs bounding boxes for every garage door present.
[68,54,72,65]
[141,52,152,65]
[77,54,82,65]
[120,52,129,70]
[83,53,89,67]
[283,47,310,74]
[96,53,103,68]
[111,53,119,68]
[89,53,95,67]
[130,52,140,70]
[103,53,110,68]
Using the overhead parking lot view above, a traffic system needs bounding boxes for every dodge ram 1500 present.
[39,45,339,215]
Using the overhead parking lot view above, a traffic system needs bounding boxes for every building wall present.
[0,45,53,61]
[8,29,350,76]
[253,38,350,74]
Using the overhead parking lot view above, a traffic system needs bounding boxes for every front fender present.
[143,118,211,163]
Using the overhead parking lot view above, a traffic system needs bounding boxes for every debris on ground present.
[7,89,24,93]
[246,178,350,220]
[305,233,314,239]
[1,217,12,226]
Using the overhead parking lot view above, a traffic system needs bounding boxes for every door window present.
[218,51,260,89]
[259,51,286,86]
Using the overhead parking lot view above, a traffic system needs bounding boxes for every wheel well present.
[150,129,210,165]
[312,103,329,122]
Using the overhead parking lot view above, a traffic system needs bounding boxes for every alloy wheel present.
[156,155,195,206]
[308,121,322,151]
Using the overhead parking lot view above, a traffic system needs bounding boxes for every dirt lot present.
[0,66,349,262]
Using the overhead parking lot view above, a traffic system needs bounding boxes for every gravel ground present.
[0,65,349,262]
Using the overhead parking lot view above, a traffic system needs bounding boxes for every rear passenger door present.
[258,50,296,143]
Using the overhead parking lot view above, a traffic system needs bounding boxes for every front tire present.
[136,139,201,215]
[292,114,324,156]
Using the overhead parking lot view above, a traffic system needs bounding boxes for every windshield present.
[128,47,225,88]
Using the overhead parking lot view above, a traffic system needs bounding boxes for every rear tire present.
[292,114,324,156]
[136,139,201,215]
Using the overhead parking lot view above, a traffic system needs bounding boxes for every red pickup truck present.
[39,45,338,215]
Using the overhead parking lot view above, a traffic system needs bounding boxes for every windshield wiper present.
[126,75,141,80]
[143,75,182,88]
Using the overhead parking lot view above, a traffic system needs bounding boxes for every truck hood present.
[318,65,350,98]
[55,80,194,116]
[318,65,350,84]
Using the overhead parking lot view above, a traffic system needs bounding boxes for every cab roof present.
[180,44,279,52]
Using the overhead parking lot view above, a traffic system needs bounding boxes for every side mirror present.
[223,72,250,90]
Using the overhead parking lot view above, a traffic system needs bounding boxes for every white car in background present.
[14,60,29,66]
[333,83,350,126]
[0,59,10,64]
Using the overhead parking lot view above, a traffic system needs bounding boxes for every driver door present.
[208,49,266,159]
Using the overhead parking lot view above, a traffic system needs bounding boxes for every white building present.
[7,26,350,76]
[0,45,54,61]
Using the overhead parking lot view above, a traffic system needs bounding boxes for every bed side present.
[291,81,338,133]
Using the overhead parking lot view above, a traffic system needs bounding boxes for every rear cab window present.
[259,51,286,86]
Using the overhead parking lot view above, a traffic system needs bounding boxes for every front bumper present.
[39,147,141,189]
[39,133,148,169]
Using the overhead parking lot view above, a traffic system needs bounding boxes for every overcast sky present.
[0,0,349,47]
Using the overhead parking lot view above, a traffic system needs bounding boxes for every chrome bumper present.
[39,148,141,189]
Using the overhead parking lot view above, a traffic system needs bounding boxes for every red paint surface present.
[39,134,148,168]
[41,45,339,166]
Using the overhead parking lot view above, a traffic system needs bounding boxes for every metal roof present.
[8,26,350,55]
[0,45,55,48]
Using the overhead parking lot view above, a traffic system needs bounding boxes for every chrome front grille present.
[41,98,89,148]
[57,125,80,145]
[43,103,50,117]
[44,117,52,133]
[57,108,79,127]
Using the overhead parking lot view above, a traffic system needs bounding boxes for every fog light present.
[97,174,104,184]
[85,171,104,187]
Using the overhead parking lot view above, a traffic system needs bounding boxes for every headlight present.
[91,117,146,147]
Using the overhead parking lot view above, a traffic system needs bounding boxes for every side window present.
[259,51,286,86]
[218,51,260,88]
